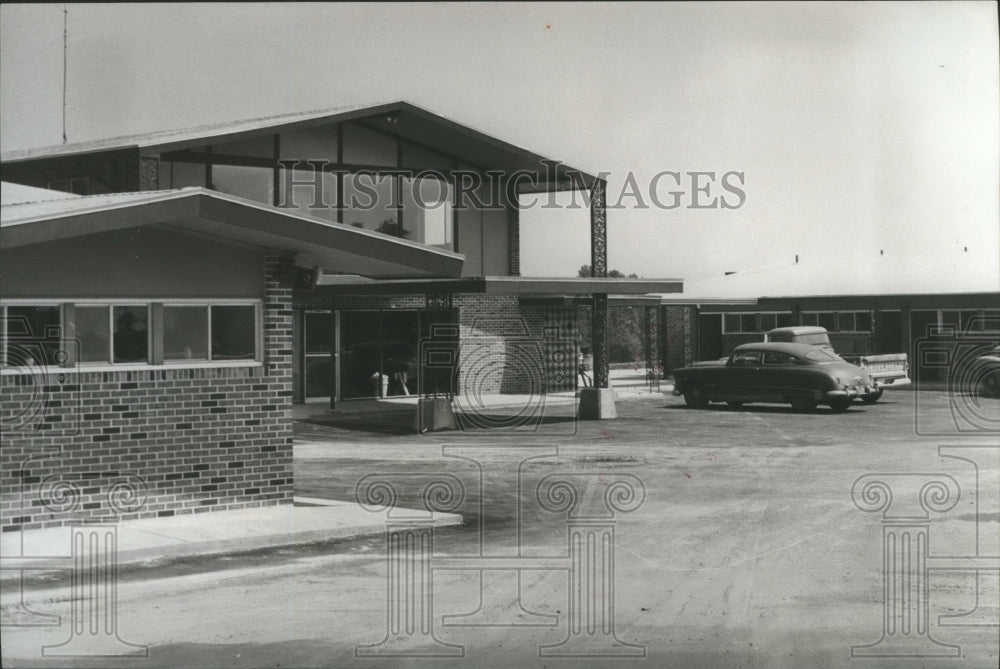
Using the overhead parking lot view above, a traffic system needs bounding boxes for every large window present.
[163,306,209,360]
[1,305,62,367]
[0,301,260,370]
[801,311,873,332]
[211,305,256,360]
[721,312,794,334]
[112,305,149,363]
[211,164,274,203]
[401,176,453,248]
[158,126,460,252]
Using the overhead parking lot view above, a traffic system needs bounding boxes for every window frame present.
[0,299,262,374]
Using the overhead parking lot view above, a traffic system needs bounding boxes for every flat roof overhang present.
[317,276,683,297]
[0,188,464,279]
[518,295,667,307]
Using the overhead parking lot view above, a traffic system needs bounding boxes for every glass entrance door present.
[303,311,333,400]
[339,310,422,399]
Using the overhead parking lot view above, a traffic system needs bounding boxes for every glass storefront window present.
[280,126,338,163]
[3,305,62,367]
[211,135,274,159]
[211,164,274,205]
[342,123,396,166]
[305,312,333,354]
[75,306,111,363]
[401,176,453,249]
[164,306,209,360]
[401,142,452,172]
[211,305,255,360]
[158,161,206,189]
[818,312,837,331]
[113,306,149,363]
[343,173,398,233]
[279,167,339,222]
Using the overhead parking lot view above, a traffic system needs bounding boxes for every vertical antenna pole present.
[62,5,68,143]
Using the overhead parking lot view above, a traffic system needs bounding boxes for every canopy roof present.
[1,101,598,190]
[0,186,464,279]
[317,275,682,297]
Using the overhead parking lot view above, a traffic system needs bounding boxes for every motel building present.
[0,101,680,531]
[655,261,1000,384]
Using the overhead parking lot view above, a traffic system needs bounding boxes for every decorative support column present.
[138,156,159,190]
[591,293,609,390]
[589,179,607,279]
[644,305,660,392]
[355,474,465,657]
[536,473,646,657]
[851,474,962,658]
[580,293,616,419]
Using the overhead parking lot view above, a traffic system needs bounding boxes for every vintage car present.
[672,342,880,412]
[764,325,909,397]
[971,344,1000,398]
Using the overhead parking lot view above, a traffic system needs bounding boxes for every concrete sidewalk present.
[295,367,672,418]
[0,497,461,579]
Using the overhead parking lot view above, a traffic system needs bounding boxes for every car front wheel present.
[861,388,883,404]
[789,395,818,412]
[980,372,1000,398]
[684,384,709,409]
[828,398,853,412]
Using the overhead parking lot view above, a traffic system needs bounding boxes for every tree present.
[576,266,645,363]
[577,265,638,279]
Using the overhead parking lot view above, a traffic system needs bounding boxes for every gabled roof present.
[1,101,598,188]
[1,186,464,280]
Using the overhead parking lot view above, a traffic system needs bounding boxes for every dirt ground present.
[2,388,998,668]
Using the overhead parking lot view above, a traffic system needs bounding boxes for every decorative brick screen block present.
[0,256,295,531]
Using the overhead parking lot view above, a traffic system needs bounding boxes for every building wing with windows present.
[1,102,681,531]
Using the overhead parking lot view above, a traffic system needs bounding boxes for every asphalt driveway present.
[3,388,998,668]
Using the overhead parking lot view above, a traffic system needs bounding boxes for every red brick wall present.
[0,256,294,531]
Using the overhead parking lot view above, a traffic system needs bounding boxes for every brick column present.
[263,255,294,466]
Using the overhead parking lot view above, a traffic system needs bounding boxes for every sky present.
[2,2,997,293]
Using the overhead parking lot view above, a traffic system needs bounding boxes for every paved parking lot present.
[3,388,998,668]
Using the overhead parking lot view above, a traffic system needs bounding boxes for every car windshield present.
[804,348,842,362]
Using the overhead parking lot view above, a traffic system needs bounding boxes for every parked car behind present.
[672,342,880,412]
[971,344,1000,398]
[764,325,909,400]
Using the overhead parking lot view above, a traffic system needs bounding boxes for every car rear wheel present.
[861,388,883,404]
[789,396,818,412]
[829,398,853,412]
[684,384,709,409]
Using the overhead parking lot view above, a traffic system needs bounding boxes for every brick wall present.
[0,256,295,531]
[456,296,576,395]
